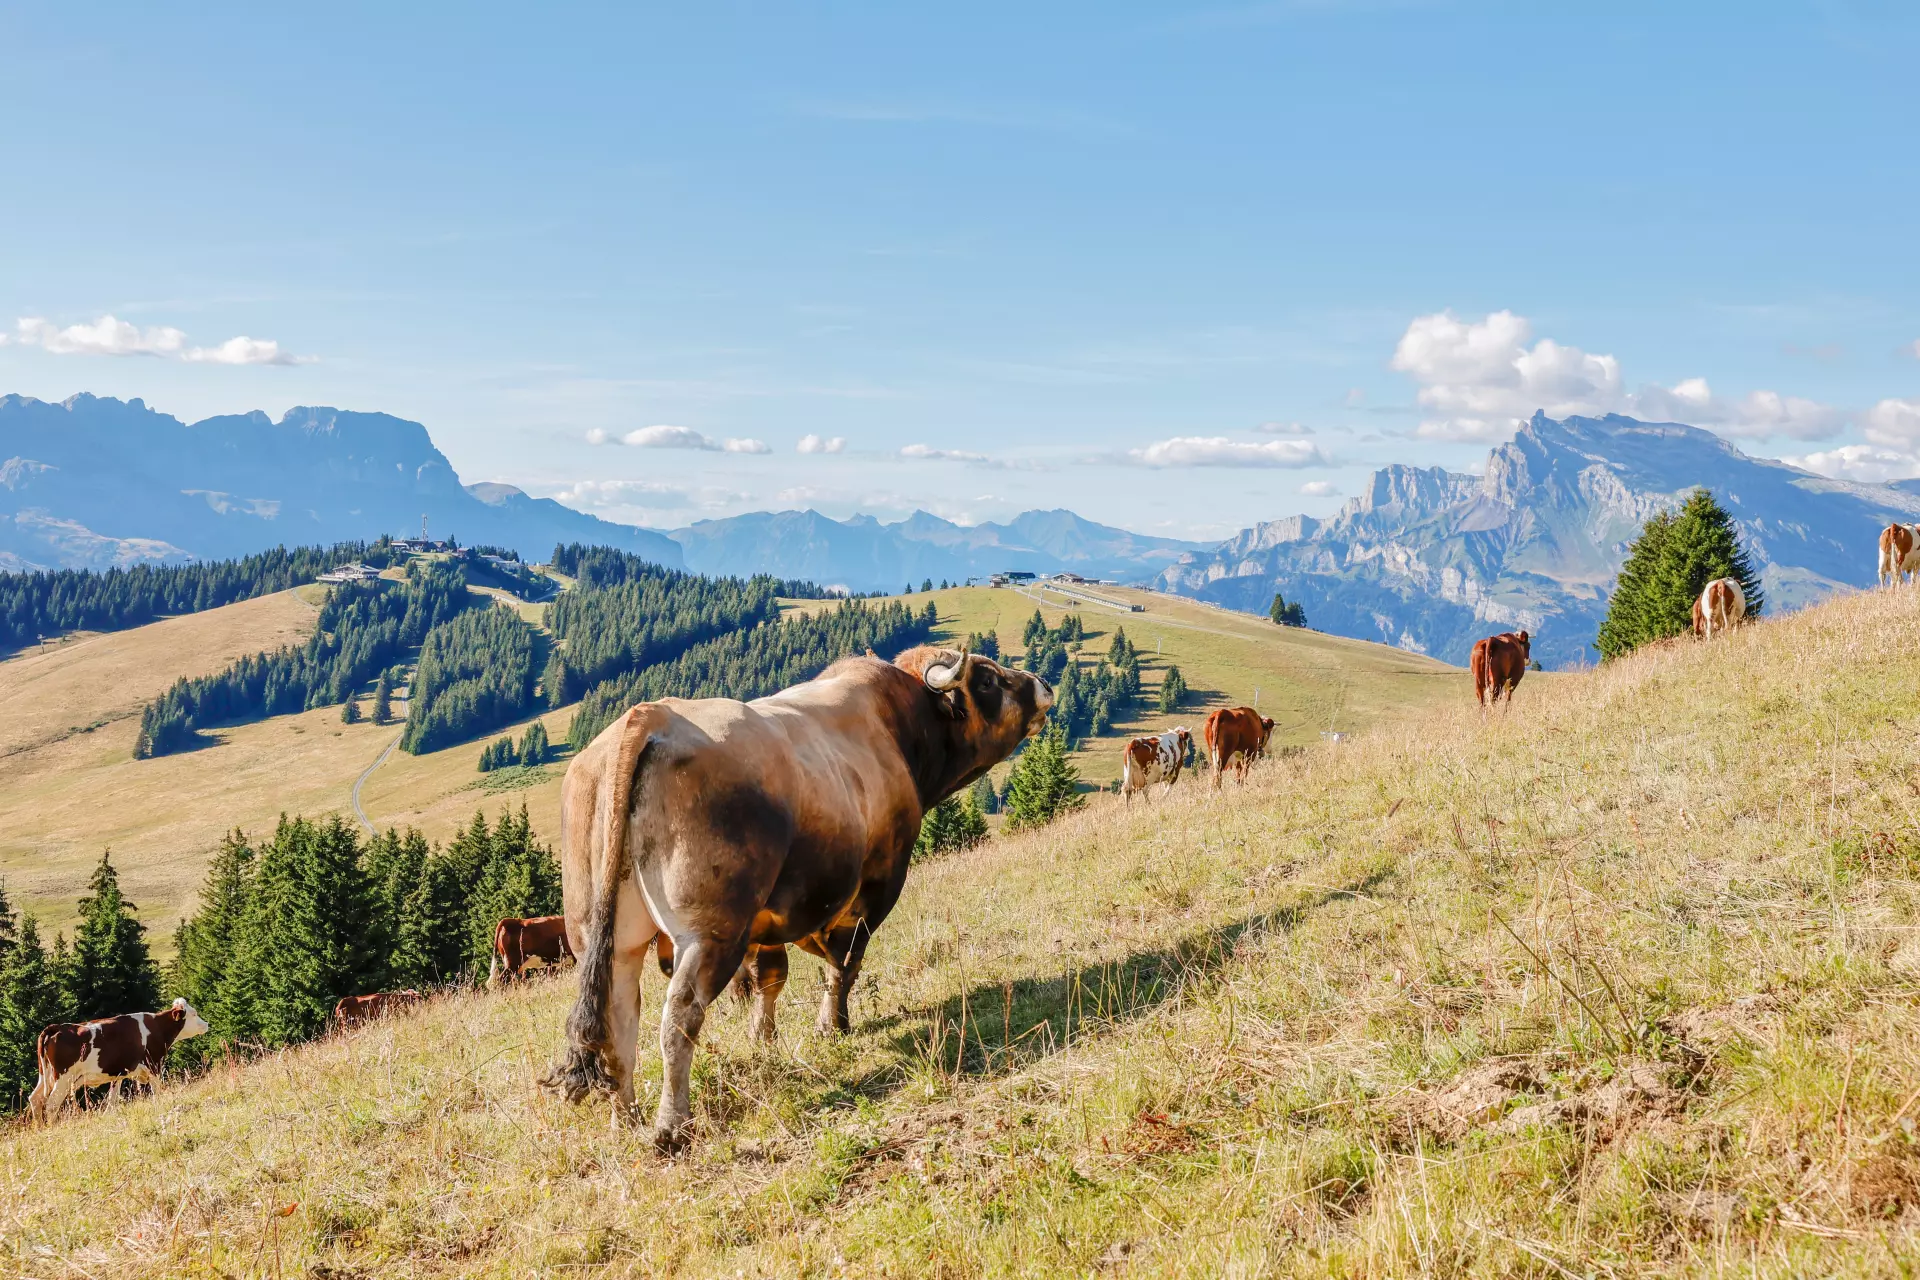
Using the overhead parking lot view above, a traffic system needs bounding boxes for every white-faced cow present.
[1120,727,1192,803]
[542,646,1053,1153]
[488,914,575,986]
[1880,524,1920,587]
[29,999,209,1123]
[1692,578,1746,639]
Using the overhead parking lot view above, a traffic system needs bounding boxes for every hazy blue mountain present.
[0,394,684,571]
[670,507,1209,591]
[1158,412,1920,670]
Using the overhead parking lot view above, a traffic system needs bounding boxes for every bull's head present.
[171,997,210,1040]
[899,645,1054,795]
[1514,630,1531,660]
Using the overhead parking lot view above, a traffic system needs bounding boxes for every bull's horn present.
[924,648,971,691]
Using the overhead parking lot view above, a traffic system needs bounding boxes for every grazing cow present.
[488,914,576,986]
[333,989,424,1029]
[1204,707,1275,788]
[1120,727,1192,803]
[543,645,1053,1152]
[1880,524,1920,587]
[1470,630,1531,709]
[28,999,209,1123]
[1692,578,1746,640]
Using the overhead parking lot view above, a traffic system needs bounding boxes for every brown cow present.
[488,914,576,986]
[1880,523,1920,587]
[333,989,424,1029]
[1120,728,1192,803]
[1204,707,1275,788]
[1470,630,1531,709]
[1691,578,1747,640]
[543,645,1052,1152]
[29,999,209,1123]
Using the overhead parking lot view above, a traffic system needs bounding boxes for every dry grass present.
[7,584,1920,1274]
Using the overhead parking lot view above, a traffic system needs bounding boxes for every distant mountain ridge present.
[0,394,684,570]
[670,507,1209,592]
[1158,412,1920,669]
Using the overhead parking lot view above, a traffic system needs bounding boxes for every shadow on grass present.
[869,865,1393,1089]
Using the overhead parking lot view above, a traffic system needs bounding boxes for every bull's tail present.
[542,706,657,1105]
[1469,643,1489,709]
[27,1028,60,1124]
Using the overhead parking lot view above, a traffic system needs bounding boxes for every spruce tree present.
[372,672,393,725]
[239,816,385,1045]
[0,916,67,1110]
[518,720,549,767]
[1596,491,1762,660]
[1595,510,1674,660]
[1158,665,1189,713]
[341,694,361,724]
[1002,725,1085,832]
[67,851,161,1019]
[1023,608,1047,649]
[172,831,256,1045]
[0,880,16,966]
[969,771,999,816]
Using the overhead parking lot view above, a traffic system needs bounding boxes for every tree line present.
[134,561,468,758]
[543,550,784,707]
[568,598,937,750]
[0,540,397,654]
[400,600,538,754]
[548,543,828,600]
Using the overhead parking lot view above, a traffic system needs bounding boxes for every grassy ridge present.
[5,584,1919,1274]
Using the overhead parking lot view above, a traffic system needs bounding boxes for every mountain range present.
[8,393,1918,670]
[1158,412,1920,668]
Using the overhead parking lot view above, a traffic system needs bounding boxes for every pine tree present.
[969,771,999,816]
[0,880,16,966]
[1158,664,1189,713]
[239,816,385,1045]
[518,720,549,767]
[1595,491,1762,660]
[372,671,394,725]
[1002,725,1085,832]
[1022,609,1047,649]
[171,831,256,1047]
[913,794,990,859]
[921,578,934,593]
[341,694,361,724]
[67,852,161,1020]
[0,916,67,1110]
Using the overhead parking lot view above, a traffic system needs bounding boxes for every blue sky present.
[4,2,1918,540]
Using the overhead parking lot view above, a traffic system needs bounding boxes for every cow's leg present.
[602,939,649,1126]
[27,1071,59,1125]
[806,920,876,1036]
[745,944,789,1045]
[652,931,748,1153]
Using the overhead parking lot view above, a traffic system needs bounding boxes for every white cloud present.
[797,433,846,454]
[1782,444,1918,484]
[1864,398,1920,450]
[900,443,991,462]
[1123,436,1330,468]
[181,336,308,366]
[1256,420,1314,436]
[609,424,771,453]
[1390,309,1844,444]
[11,314,309,365]
[553,479,691,509]
[1298,480,1339,496]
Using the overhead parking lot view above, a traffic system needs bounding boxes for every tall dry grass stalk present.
[8,586,1920,1276]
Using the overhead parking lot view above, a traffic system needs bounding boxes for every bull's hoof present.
[651,1122,692,1156]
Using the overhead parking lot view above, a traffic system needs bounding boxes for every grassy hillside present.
[0,582,1453,939]
[7,584,1919,1275]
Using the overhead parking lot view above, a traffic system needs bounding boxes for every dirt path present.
[352,732,402,834]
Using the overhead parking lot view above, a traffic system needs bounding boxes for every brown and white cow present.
[1120,727,1192,804]
[543,645,1052,1152]
[488,914,575,986]
[28,998,209,1123]
[1204,707,1275,788]
[1880,524,1920,587]
[1691,577,1746,639]
[1470,630,1531,709]
[333,989,424,1029]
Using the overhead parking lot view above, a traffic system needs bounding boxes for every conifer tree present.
[372,672,394,725]
[1158,664,1189,713]
[1002,725,1085,831]
[1596,491,1762,660]
[67,852,161,1019]
[237,816,384,1045]
[969,771,999,816]
[0,916,67,1109]
[0,880,16,966]
[341,694,361,724]
[171,832,256,1045]
[1023,608,1047,649]
[518,720,549,767]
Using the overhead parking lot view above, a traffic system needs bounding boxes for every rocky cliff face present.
[1158,412,1920,669]
[0,394,684,571]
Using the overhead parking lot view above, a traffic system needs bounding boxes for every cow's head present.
[1514,630,1531,660]
[170,997,210,1040]
[1258,717,1276,749]
[896,645,1054,792]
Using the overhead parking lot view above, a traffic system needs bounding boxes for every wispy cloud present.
[1257,420,1315,436]
[797,434,846,454]
[6,314,312,365]
[588,424,772,454]
[1298,479,1339,496]
[900,443,992,463]
[1117,436,1332,468]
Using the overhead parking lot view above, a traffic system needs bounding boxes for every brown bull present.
[1470,630,1530,708]
[543,645,1053,1152]
[488,914,575,986]
[333,989,423,1029]
[1204,707,1274,788]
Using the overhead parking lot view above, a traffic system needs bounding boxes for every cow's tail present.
[1469,642,1489,709]
[543,705,657,1105]
[27,1028,59,1123]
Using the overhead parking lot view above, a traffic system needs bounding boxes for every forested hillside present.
[0,541,391,654]
[134,561,467,757]
[401,602,539,754]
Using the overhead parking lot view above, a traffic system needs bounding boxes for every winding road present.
[351,731,403,834]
